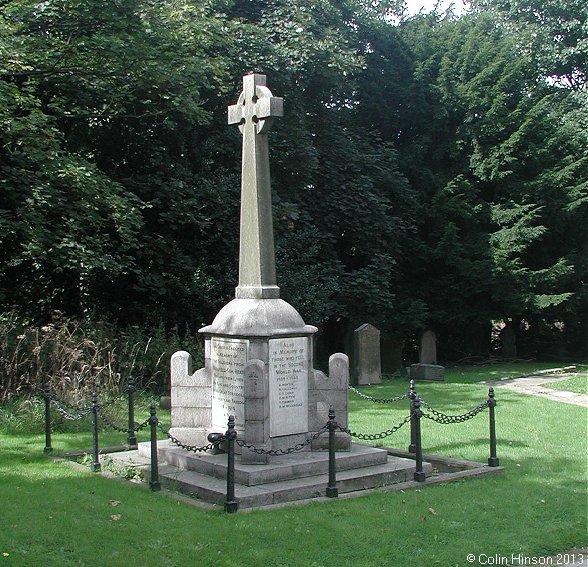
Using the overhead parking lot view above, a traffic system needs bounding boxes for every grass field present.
[0,362,586,567]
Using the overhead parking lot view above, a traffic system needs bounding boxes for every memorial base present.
[132,441,432,508]
[410,363,445,381]
[170,297,351,462]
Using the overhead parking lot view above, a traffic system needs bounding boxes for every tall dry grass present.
[0,311,203,404]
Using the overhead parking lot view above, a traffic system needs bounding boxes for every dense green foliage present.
[472,0,587,89]
[1,0,586,366]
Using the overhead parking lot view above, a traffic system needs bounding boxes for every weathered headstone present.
[354,323,382,385]
[419,329,437,365]
[381,336,405,375]
[411,328,445,381]
[169,74,351,462]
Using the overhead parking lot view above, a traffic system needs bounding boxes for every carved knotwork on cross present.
[228,73,284,300]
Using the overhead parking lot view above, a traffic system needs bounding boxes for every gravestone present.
[410,363,445,381]
[169,74,351,463]
[411,328,445,381]
[500,326,517,359]
[420,329,437,364]
[381,337,405,375]
[354,323,382,385]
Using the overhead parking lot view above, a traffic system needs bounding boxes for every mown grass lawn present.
[0,363,586,567]
[544,372,588,395]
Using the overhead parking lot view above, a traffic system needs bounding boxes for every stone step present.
[144,441,390,486]
[160,454,430,509]
[107,446,432,509]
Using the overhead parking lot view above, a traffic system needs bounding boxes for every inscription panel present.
[211,337,248,432]
[269,337,308,437]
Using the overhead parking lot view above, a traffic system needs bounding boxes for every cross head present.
[228,74,283,135]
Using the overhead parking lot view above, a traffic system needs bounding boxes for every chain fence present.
[45,389,139,429]
[98,411,151,434]
[40,383,154,458]
[153,422,332,456]
[39,381,500,512]
[156,421,216,453]
[50,398,94,421]
[41,386,123,413]
[348,381,493,427]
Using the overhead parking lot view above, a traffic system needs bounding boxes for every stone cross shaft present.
[228,73,283,299]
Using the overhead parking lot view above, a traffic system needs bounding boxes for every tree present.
[0,50,142,318]
[472,0,587,89]
[357,11,586,357]
[218,0,422,342]
[1,0,239,324]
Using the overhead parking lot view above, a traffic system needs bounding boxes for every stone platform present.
[107,441,432,509]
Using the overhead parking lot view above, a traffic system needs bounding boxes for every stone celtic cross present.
[228,73,283,300]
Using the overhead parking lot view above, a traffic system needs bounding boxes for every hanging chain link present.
[348,385,408,404]
[48,394,92,413]
[43,387,123,421]
[343,413,413,441]
[168,433,215,453]
[97,410,126,432]
[50,399,94,421]
[46,391,121,410]
[156,422,215,453]
[133,416,152,432]
[97,410,151,433]
[419,399,490,424]
[236,425,329,455]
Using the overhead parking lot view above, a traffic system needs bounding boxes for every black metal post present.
[91,392,101,472]
[487,387,500,467]
[408,379,417,454]
[43,383,53,454]
[149,403,161,491]
[326,406,339,498]
[127,376,137,447]
[413,395,426,482]
[224,415,238,513]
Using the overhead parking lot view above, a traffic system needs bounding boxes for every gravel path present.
[485,367,587,408]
